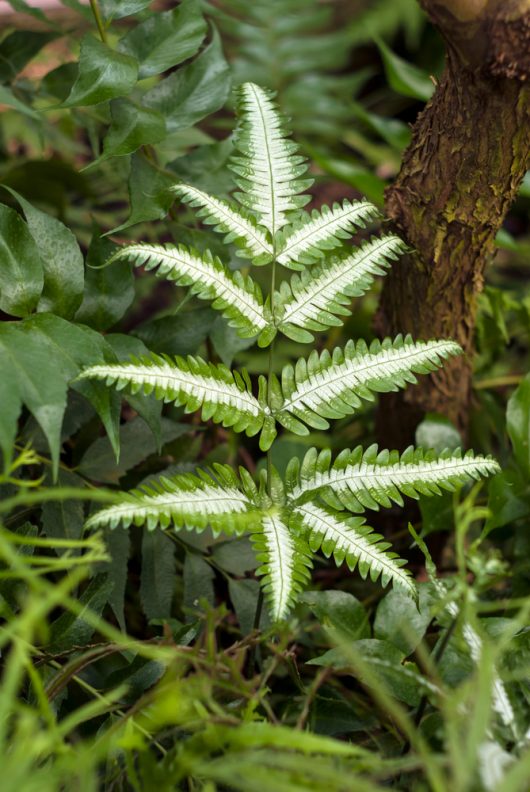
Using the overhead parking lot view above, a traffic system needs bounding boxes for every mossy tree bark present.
[376,0,530,444]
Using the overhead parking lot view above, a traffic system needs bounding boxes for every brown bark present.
[375,0,530,445]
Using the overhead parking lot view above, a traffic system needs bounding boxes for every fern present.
[106,243,268,339]
[81,82,499,621]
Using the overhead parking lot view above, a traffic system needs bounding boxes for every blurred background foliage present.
[0,1,529,790]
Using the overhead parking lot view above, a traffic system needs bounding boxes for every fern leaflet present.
[171,183,274,265]
[78,353,276,450]
[276,199,380,269]
[291,502,416,598]
[252,511,312,621]
[276,336,461,432]
[86,465,259,535]
[107,243,268,339]
[289,446,500,512]
[231,82,312,235]
[276,235,406,341]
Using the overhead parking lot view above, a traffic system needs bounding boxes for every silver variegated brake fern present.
[79,82,499,622]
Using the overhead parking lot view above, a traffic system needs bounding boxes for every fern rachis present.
[81,81,499,622]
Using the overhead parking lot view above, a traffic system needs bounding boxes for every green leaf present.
[507,374,530,478]
[0,203,43,317]
[183,553,215,620]
[118,0,206,79]
[144,29,231,132]
[374,584,433,655]
[0,31,55,83]
[108,152,175,233]
[75,225,134,330]
[134,306,215,356]
[300,590,370,640]
[415,413,462,454]
[48,574,113,652]
[140,528,176,621]
[212,536,257,576]
[41,470,85,553]
[2,0,49,23]
[376,38,434,102]
[98,527,130,631]
[78,416,190,483]
[5,188,84,319]
[0,84,40,119]
[92,99,166,166]
[62,35,138,108]
[0,314,120,476]
[228,578,269,634]
[101,0,151,20]
[210,316,255,367]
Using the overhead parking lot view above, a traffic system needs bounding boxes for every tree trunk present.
[376,0,530,445]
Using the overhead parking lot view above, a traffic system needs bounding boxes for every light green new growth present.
[80,82,500,622]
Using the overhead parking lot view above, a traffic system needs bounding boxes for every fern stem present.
[89,0,108,44]
[266,259,277,497]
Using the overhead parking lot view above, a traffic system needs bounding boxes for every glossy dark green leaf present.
[377,38,434,102]
[212,536,257,576]
[210,316,255,366]
[94,99,166,165]
[374,584,433,655]
[41,469,86,554]
[98,527,130,631]
[101,0,151,19]
[118,0,206,79]
[507,375,530,478]
[0,31,55,83]
[0,203,43,317]
[5,188,84,319]
[141,529,176,621]
[0,314,120,476]
[62,35,138,108]
[134,306,216,356]
[75,226,134,330]
[108,152,175,233]
[228,578,268,634]
[0,84,40,119]
[183,553,214,621]
[144,30,231,132]
[415,414,462,454]
[39,63,78,102]
[300,590,370,641]
[48,574,113,652]
[78,416,189,482]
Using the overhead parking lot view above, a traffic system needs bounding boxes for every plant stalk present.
[89,0,108,44]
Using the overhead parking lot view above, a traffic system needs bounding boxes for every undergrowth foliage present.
[80,84,499,621]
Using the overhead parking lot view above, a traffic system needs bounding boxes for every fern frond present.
[288,446,500,511]
[231,82,312,235]
[276,336,462,432]
[171,183,274,265]
[276,199,380,270]
[276,235,406,341]
[107,243,268,339]
[291,501,416,598]
[85,465,259,535]
[252,511,312,621]
[78,353,276,449]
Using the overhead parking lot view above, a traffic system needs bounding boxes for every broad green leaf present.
[5,188,84,319]
[0,314,120,476]
[0,31,55,83]
[134,306,216,356]
[183,552,214,620]
[101,0,151,19]
[108,152,175,233]
[210,316,255,366]
[374,584,433,654]
[2,0,48,22]
[41,469,85,553]
[62,35,138,108]
[228,578,268,634]
[507,374,530,478]
[94,99,166,165]
[144,30,231,132]
[118,0,206,79]
[141,529,176,621]
[300,590,370,640]
[75,225,134,330]
[78,416,190,483]
[377,38,434,102]
[0,203,43,317]
[98,528,130,631]
[212,536,257,576]
[415,413,462,454]
[48,574,113,652]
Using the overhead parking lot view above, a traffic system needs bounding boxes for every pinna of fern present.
[79,82,500,622]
